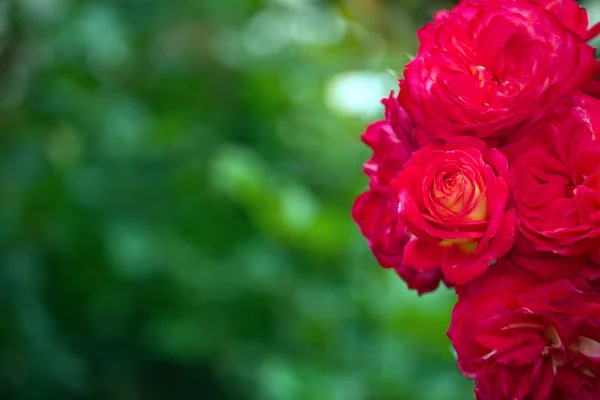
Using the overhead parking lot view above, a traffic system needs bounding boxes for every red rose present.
[459,0,599,41]
[450,260,600,400]
[392,136,516,284]
[513,94,600,262]
[352,94,448,294]
[400,3,597,148]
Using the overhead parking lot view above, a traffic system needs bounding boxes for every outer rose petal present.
[352,191,382,239]
[509,235,587,279]
[361,92,416,189]
[442,209,517,284]
[352,189,409,269]
[394,266,449,295]
[402,239,443,271]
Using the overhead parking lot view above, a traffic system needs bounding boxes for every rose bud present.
[400,3,597,149]
[352,93,449,294]
[513,94,600,263]
[392,136,517,285]
[449,260,600,400]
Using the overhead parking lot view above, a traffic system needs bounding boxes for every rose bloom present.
[391,136,516,285]
[450,260,600,400]
[459,0,600,41]
[513,94,600,262]
[352,93,449,294]
[399,3,597,149]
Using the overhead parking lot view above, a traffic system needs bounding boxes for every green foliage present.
[0,0,530,398]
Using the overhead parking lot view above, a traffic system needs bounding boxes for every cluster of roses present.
[352,0,600,398]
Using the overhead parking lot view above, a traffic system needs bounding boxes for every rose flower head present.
[352,93,450,294]
[392,136,517,285]
[450,260,600,400]
[400,2,597,149]
[513,94,600,263]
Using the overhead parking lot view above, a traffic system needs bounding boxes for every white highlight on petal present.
[573,336,600,358]
[482,349,496,360]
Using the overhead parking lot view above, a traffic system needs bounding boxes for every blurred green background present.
[0,0,594,399]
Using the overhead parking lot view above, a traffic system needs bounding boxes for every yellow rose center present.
[433,171,488,221]
[431,169,489,254]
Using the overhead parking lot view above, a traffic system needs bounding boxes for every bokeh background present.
[0,0,598,399]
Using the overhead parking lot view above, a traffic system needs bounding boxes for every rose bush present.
[513,94,600,263]
[450,261,600,400]
[399,3,597,150]
[392,136,516,284]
